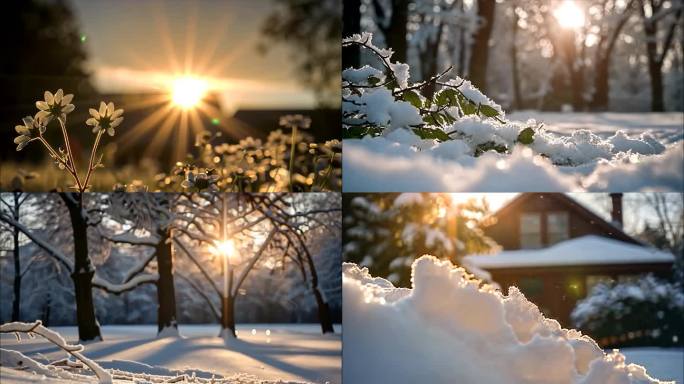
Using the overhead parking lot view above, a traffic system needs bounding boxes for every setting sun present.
[171,77,208,108]
[554,0,585,29]
[213,239,235,259]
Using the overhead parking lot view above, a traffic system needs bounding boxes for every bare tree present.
[468,0,496,93]
[638,0,683,111]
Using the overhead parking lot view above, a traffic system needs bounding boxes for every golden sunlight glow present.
[213,239,235,259]
[171,77,208,108]
[554,0,585,29]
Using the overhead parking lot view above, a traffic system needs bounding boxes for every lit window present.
[520,213,542,249]
[547,212,569,245]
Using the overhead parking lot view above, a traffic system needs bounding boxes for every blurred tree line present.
[344,0,683,112]
[1,0,97,163]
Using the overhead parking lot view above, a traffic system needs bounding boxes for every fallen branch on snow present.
[0,320,112,384]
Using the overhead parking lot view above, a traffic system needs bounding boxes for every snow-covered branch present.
[0,321,112,384]
[232,229,276,297]
[0,213,73,272]
[100,230,160,246]
[92,272,159,294]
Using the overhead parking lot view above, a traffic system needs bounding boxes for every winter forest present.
[343,0,684,191]
[0,192,342,383]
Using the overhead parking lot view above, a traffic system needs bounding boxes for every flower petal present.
[107,102,115,116]
[92,126,100,133]
[111,109,124,119]
[89,108,100,118]
[107,127,115,136]
[62,94,74,105]
[36,101,49,110]
[44,91,54,104]
[62,104,75,113]
[35,110,50,121]
[110,117,123,128]
[54,89,63,103]
[15,125,30,134]
[14,135,29,144]
[22,116,33,126]
[99,101,107,116]
[17,141,28,151]
[86,118,98,126]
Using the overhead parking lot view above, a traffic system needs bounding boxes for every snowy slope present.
[343,256,675,384]
[1,324,341,384]
[344,112,683,192]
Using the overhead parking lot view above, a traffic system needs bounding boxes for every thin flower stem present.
[83,129,103,191]
[288,126,297,192]
[37,137,80,188]
[57,117,82,191]
[319,153,335,190]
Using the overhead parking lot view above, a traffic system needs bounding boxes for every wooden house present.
[464,193,674,327]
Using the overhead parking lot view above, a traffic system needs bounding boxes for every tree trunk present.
[303,248,334,334]
[646,54,665,112]
[510,8,523,110]
[61,193,102,342]
[468,0,496,93]
[343,0,361,69]
[312,286,335,334]
[221,295,236,338]
[155,229,178,335]
[421,23,445,98]
[591,54,611,110]
[373,0,409,63]
[11,193,21,322]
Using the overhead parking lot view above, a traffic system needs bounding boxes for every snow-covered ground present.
[344,112,683,192]
[1,323,341,384]
[343,255,681,383]
[621,348,684,384]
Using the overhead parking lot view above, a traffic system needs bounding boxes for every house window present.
[518,277,544,297]
[586,275,614,294]
[547,212,569,245]
[520,213,542,249]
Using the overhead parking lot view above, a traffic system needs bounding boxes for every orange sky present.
[71,0,316,110]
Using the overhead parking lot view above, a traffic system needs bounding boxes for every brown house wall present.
[491,263,674,327]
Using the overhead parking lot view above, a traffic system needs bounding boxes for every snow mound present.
[343,256,673,384]
[343,134,684,192]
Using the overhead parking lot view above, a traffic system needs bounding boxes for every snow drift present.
[343,255,672,384]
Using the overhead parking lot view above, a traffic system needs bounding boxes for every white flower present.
[35,89,75,122]
[14,115,46,151]
[279,114,312,130]
[86,101,124,136]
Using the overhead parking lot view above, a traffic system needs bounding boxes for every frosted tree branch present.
[0,321,112,384]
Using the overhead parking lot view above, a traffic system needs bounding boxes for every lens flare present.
[171,77,208,108]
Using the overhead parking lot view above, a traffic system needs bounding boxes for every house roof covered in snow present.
[463,235,674,269]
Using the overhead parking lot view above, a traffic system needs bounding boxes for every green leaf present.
[343,125,384,139]
[413,127,451,141]
[475,141,508,156]
[479,104,500,118]
[517,127,535,145]
[434,88,459,107]
[402,90,422,109]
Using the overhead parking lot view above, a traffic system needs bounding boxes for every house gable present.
[485,193,640,250]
